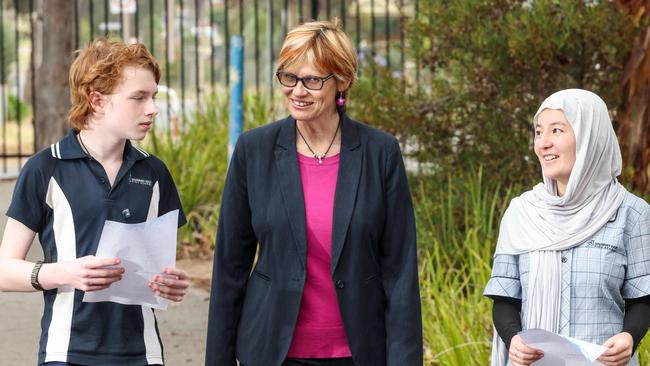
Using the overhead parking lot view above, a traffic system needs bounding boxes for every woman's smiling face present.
[534,108,577,195]
[280,64,339,124]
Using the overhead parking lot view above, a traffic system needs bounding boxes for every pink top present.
[287,152,352,358]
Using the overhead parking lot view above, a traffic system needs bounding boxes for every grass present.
[415,169,511,365]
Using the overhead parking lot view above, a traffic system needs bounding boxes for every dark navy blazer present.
[205,115,422,366]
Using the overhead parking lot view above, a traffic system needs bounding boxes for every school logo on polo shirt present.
[129,173,154,186]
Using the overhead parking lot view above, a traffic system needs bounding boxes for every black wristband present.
[30,260,45,291]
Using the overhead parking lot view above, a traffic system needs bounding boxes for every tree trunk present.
[617,1,650,195]
[33,0,75,151]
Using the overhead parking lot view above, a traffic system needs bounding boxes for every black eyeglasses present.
[276,71,334,90]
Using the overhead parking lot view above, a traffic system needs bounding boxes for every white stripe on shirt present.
[43,178,76,362]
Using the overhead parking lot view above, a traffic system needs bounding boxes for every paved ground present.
[0,180,212,365]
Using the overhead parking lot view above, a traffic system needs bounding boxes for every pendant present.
[315,154,323,164]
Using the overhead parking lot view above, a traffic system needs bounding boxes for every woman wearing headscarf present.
[204,19,422,366]
[484,89,650,366]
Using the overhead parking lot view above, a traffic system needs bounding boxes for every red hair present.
[68,38,160,130]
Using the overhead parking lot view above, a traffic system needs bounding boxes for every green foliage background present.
[146,1,650,364]
[351,0,640,187]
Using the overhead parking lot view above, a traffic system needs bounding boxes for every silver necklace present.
[296,121,340,164]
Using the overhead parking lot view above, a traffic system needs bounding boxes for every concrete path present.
[0,180,211,365]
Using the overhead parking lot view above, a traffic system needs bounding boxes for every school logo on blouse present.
[584,240,620,252]
[128,173,153,187]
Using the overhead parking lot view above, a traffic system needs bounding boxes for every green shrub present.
[7,94,31,121]
[350,0,642,188]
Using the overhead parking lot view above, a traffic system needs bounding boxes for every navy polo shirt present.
[7,129,186,365]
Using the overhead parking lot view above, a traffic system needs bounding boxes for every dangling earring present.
[336,91,346,107]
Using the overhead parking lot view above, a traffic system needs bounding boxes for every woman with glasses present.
[484,89,650,366]
[205,19,422,366]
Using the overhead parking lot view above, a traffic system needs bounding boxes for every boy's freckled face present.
[101,66,159,141]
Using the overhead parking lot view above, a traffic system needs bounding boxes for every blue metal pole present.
[228,35,244,161]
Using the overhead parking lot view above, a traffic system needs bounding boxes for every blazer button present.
[336,280,345,289]
[561,257,567,263]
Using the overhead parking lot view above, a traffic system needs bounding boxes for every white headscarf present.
[491,89,627,365]
[497,89,626,254]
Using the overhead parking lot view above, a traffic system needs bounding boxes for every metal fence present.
[0,0,420,176]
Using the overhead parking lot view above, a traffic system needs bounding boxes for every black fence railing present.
[0,0,420,176]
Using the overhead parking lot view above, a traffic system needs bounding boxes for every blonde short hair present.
[277,19,358,92]
[68,38,160,130]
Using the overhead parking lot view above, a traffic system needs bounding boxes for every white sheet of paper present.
[82,210,179,310]
[518,328,607,366]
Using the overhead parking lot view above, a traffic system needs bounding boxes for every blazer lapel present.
[331,115,362,274]
[274,117,307,270]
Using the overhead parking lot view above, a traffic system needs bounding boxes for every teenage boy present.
[0,38,189,366]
